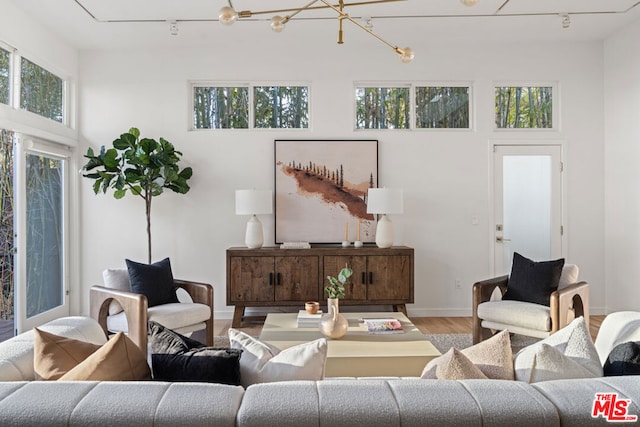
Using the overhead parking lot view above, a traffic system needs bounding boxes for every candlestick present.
[357,220,361,241]
[345,221,349,241]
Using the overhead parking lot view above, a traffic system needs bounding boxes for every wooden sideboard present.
[226,246,414,327]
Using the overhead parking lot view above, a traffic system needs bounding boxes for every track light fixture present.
[218,0,414,63]
[460,0,479,6]
[560,13,571,29]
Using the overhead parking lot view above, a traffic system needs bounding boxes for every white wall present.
[604,19,640,312]
[77,29,606,318]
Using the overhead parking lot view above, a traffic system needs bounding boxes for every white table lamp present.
[367,188,403,248]
[235,189,273,249]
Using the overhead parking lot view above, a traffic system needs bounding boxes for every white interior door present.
[493,144,563,276]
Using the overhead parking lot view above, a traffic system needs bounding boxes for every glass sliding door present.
[0,129,15,341]
[25,152,64,317]
[14,136,69,332]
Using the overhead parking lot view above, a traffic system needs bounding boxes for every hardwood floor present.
[214,315,605,340]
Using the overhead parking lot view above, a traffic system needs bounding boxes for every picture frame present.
[274,139,378,244]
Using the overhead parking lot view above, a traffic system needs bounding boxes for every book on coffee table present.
[363,318,405,334]
[297,310,323,327]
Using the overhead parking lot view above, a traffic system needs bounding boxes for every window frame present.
[0,43,12,107]
[354,82,412,131]
[18,56,67,125]
[413,81,474,131]
[493,81,559,131]
[189,81,312,131]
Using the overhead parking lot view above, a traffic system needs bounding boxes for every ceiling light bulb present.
[398,47,414,64]
[219,6,238,25]
[270,16,285,32]
[561,13,570,29]
[461,0,479,6]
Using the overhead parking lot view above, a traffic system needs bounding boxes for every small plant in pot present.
[320,265,352,339]
[324,266,353,299]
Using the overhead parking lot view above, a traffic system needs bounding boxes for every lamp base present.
[375,214,394,248]
[245,215,264,249]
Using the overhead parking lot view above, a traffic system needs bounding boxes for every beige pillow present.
[228,328,327,387]
[59,332,151,381]
[514,316,602,383]
[34,328,102,380]
[421,329,514,380]
[431,348,488,380]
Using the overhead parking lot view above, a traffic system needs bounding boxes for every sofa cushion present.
[33,328,102,380]
[152,348,242,385]
[557,264,579,290]
[421,329,513,380]
[126,257,178,307]
[102,268,131,315]
[514,316,602,383]
[228,329,327,387]
[603,341,640,376]
[59,332,151,381]
[503,252,564,306]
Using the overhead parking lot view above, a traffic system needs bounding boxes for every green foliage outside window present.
[355,87,410,129]
[193,86,249,129]
[0,48,9,105]
[254,86,309,129]
[495,86,552,128]
[0,130,14,320]
[416,87,469,129]
[20,58,64,123]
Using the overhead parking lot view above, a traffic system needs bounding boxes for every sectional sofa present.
[0,315,638,426]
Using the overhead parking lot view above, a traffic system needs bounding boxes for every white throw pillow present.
[513,316,603,383]
[421,329,514,380]
[228,328,327,387]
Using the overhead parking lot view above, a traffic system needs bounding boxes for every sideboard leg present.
[393,304,407,316]
[232,306,245,328]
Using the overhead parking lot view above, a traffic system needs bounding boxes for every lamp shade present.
[367,188,403,214]
[235,190,273,215]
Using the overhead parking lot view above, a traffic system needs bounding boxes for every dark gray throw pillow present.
[149,320,205,354]
[152,348,242,385]
[604,341,640,376]
[126,257,178,307]
[503,252,564,306]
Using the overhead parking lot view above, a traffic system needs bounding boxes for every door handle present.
[496,236,512,243]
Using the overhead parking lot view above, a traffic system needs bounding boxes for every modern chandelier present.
[218,0,415,63]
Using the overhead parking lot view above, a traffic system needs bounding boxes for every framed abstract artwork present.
[274,139,378,244]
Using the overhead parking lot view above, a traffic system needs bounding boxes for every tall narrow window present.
[0,130,14,329]
[415,86,470,129]
[355,86,410,129]
[254,86,309,129]
[495,86,553,129]
[0,48,9,105]
[25,152,64,317]
[20,58,64,123]
[193,86,249,129]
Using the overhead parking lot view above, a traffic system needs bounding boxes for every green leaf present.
[92,179,102,194]
[131,185,142,195]
[178,167,193,180]
[128,127,140,139]
[114,189,126,199]
[140,138,158,154]
[103,149,119,170]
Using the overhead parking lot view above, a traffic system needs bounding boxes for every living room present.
[1,0,639,331]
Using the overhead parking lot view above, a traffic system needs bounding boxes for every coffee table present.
[259,312,441,377]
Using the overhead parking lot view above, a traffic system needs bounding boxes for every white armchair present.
[90,269,213,351]
[472,264,589,344]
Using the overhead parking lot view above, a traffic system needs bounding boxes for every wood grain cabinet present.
[227,246,414,327]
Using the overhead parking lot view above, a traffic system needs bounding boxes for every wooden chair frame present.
[472,275,589,344]
[90,279,214,351]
